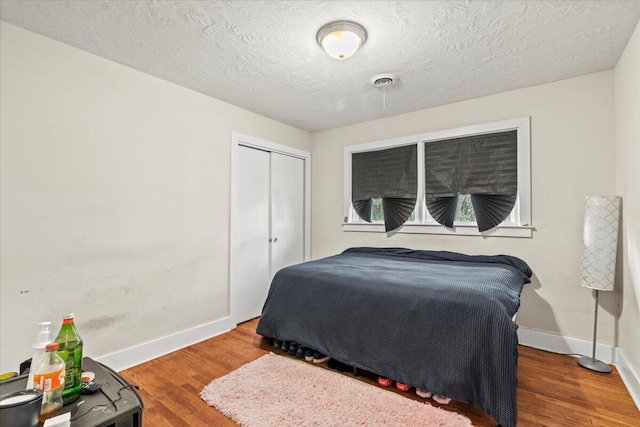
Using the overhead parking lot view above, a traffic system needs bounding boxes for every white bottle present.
[26,321,52,390]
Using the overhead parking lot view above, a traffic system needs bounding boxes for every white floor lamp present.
[578,195,621,373]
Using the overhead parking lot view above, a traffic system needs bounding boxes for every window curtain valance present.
[352,145,417,232]
[424,130,517,232]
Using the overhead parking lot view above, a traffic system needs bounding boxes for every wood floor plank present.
[120,318,640,426]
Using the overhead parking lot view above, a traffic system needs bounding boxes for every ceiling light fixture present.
[317,21,367,60]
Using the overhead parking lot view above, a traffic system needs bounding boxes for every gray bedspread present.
[256,247,532,427]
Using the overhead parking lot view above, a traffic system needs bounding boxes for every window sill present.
[342,222,533,238]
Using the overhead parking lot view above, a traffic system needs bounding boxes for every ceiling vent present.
[370,73,398,88]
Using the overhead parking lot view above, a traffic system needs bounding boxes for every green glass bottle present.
[54,313,83,405]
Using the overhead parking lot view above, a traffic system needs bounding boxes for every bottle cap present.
[63,313,74,320]
[45,343,59,351]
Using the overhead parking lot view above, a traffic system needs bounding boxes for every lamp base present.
[577,356,612,373]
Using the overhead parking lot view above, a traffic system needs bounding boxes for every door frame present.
[229,132,311,327]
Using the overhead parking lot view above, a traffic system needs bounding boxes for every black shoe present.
[304,348,314,362]
[288,342,298,356]
[281,341,290,352]
[267,337,275,346]
[327,358,350,371]
[336,361,351,372]
[272,339,281,348]
[312,352,330,364]
[295,346,305,359]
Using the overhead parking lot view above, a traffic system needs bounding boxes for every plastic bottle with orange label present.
[33,342,65,423]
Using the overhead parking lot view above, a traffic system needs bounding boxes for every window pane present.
[370,198,415,222]
[455,194,476,222]
[452,194,516,224]
[372,198,384,221]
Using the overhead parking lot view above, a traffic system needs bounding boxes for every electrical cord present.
[529,347,583,357]
[70,384,141,421]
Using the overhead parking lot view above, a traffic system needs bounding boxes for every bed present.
[256,247,532,427]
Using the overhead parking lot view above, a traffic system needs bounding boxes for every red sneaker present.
[395,382,410,392]
[377,377,393,387]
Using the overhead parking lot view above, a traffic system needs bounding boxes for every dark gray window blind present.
[424,130,517,232]
[352,145,417,232]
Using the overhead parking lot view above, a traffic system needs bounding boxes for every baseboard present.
[96,316,234,372]
[518,327,640,411]
[517,327,615,362]
[93,320,640,409]
[615,347,640,410]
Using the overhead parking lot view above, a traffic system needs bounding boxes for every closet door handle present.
[273,238,278,243]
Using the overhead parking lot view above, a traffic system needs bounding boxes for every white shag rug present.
[200,353,472,427]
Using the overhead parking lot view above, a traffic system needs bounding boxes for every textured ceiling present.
[2,1,640,132]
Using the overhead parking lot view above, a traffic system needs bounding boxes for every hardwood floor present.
[120,319,639,426]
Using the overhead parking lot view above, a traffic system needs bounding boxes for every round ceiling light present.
[317,21,367,60]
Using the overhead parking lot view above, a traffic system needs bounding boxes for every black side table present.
[0,357,143,427]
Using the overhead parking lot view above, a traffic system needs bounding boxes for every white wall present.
[615,20,640,379]
[2,17,635,380]
[0,22,311,373]
[311,71,618,347]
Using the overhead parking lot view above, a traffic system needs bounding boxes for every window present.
[343,117,531,237]
[424,129,518,231]
[351,144,417,231]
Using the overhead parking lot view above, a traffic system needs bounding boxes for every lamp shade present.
[317,21,367,60]
[580,195,621,291]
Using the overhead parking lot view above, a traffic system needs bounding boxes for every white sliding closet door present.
[270,153,305,278]
[234,146,271,324]
[232,145,306,324]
